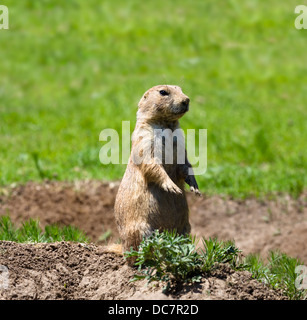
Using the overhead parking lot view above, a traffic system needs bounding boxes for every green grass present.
[125,230,307,299]
[0,0,306,197]
[0,215,88,243]
[245,251,307,300]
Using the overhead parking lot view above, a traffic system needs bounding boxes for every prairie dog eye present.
[159,90,169,96]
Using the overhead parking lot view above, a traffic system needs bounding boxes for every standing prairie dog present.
[114,85,201,253]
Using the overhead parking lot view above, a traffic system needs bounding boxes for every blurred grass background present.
[0,0,306,197]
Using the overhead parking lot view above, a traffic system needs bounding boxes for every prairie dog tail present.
[104,243,123,255]
[104,243,136,266]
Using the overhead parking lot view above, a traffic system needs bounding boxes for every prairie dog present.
[114,85,201,253]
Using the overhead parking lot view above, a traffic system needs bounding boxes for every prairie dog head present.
[137,85,190,122]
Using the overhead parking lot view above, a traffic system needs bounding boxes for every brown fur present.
[114,85,201,255]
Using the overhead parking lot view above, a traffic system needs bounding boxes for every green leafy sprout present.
[125,230,306,299]
[125,230,243,293]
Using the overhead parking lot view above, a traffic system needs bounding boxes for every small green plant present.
[125,230,202,292]
[245,251,307,300]
[98,229,112,242]
[124,230,243,292]
[200,237,243,272]
[0,215,88,243]
[31,152,53,180]
[125,230,306,299]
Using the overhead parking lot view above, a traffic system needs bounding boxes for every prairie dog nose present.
[182,96,190,109]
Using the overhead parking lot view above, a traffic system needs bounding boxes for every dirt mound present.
[1,180,306,263]
[0,241,286,300]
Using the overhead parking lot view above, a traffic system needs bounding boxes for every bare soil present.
[0,180,306,300]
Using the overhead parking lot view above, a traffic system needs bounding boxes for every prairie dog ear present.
[143,92,148,100]
[138,92,149,108]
